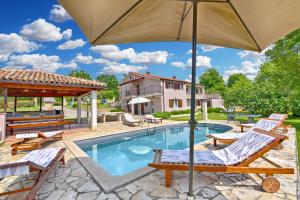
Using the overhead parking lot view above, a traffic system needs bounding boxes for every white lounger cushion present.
[269,113,286,121]
[161,131,275,166]
[0,148,62,179]
[124,113,140,122]
[41,131,62,138]
[16,133,38,139]
[209,132,246,140]
[19,147,62,168]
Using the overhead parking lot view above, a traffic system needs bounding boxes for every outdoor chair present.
[240,113,288,133]
[11,131,63,155]
[145,114,163,123]
[123,113,141,126]
[149,128,294,193]
[0,147,66,200]
[208,119,281,146]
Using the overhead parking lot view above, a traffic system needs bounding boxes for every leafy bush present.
[17,101,35,108]
[207,107,224,113]
[110,108,124,112]
[170,109,190,115]
[153,112,171,119]
[72,102,77,108]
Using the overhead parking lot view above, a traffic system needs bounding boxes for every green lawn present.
[170,112,300,162]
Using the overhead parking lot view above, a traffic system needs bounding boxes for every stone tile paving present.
[0,120,298,200]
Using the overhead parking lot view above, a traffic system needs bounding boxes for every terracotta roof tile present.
[0,69,105,89]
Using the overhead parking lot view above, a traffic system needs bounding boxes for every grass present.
[285,117,300,162]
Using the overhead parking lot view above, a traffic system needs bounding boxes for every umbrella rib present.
[227,0,262,51]
[91,0,144,45]
[176,2,188,40]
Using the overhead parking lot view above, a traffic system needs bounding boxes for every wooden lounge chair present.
[145,114,163,123]
[240,113,288,132]
[0,147,66,200]
[149,128,294,193]
[208,119,281,146]
[11,131,63,155]
[123,113,141,126]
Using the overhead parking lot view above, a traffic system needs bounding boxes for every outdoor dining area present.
[0,69,105,141]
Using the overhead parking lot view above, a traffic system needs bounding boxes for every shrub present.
[207,107,224,113]
[17,101,35,108]
[110,107,124,112]
[153,112,171,119]
[170,109,190,115]
[72,102,77,108]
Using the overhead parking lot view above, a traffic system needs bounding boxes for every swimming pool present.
[77,123,232,177]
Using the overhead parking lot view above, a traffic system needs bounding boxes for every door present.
[141,103,144,115]
[134,104,139,115]
[137,85,140,95]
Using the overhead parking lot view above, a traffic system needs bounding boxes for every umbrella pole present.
[188,0,198,198]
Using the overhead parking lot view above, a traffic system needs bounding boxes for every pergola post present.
[77,96,82,124]
[39,97,42,112]
[14,97,17,112]
[202,100,208,121]
[90,90,98,129]
[3,88,7,113]
[0,113,6,142]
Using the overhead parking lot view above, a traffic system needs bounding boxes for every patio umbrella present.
[60,0,300,196]
[128,97,150,115]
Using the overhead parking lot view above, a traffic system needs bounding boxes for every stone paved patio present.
[0,120,298,200]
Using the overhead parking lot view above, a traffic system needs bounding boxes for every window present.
[197,100,201,106]
[165,81,183,90]
[196,89,199,94]
[169,99,183,108]
[145,102,148,106]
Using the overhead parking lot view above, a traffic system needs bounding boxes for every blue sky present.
[0,0,268,81]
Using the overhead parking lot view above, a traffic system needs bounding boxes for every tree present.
[199,68,225,93]
[227,73,251,87]
[96,74,119,90]
[69,70,92,80]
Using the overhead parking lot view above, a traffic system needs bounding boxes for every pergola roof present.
[0,69,105,97]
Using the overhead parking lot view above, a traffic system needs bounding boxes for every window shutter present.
[178,100,182,108]
[169,99,174,108]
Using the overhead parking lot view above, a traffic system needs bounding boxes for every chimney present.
[172,76,176,79]
[146,71,151,75]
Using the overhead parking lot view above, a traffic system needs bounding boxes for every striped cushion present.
[209,132,246,140]
[0,165,29,179]
[269,113,286,121]
[16,133,38,139]
[213,130,275,165]
[161,150,225,165]
[19,147,62,168]
[253,119,279,131]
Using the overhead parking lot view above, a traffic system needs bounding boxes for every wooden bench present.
[7,120,73,134]
[7,115,64,123]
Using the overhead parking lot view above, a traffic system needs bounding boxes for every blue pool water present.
[79,123,231,176]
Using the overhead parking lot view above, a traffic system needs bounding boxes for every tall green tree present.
[96,74,119,90]
[227,73,251,87]
[69,70,92,80]
[199,68,225,93]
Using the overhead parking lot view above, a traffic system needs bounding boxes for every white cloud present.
[0,54,9,62]
[20,18,72,42]
[57,39,86,50]
[73,53,93,64]
[0,33,39,54]
[201,45,223,52]
[171,55,212,69]
[186,49,198,54]
[49,4,72,23]
[102,62,147,74]
[185,74,192,82]
[90,44,168,65]
[6,54,77,73]
[225,45,274,81]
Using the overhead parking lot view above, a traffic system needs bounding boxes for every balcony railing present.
[186,93,221,99]
[122,85,162,97]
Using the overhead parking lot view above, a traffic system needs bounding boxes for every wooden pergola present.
[0,69,105,140]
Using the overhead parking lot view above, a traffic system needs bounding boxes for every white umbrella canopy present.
[128,97,150,105]
[60,0,300,196]
[60,0,300,51]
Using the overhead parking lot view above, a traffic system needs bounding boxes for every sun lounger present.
[0,147,66,199]
[123,113,141,126]
[149,128,294,193]
[240,113,288,132]
[208,119,281,146]
[145,114,163,123]
[11,131,63,155]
